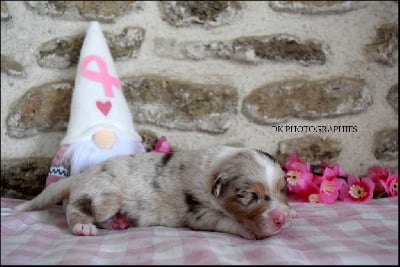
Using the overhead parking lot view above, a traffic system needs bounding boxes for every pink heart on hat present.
[96,100,112,116]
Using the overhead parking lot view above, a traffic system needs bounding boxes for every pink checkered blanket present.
[1,197,398,264]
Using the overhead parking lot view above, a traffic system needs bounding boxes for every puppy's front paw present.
[72,223,98,236]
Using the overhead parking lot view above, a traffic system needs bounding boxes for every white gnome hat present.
[62,21,142,146]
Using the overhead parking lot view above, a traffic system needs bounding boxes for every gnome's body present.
[46,21,145,230]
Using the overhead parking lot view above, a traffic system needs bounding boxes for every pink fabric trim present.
[45,175,62,187]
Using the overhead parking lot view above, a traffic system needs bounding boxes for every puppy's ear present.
[255,149,277,162]
[212,172,229,198]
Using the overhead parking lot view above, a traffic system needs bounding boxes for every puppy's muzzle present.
[257,206,292,239]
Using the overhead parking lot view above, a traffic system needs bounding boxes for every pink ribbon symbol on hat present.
[82,55,121,98]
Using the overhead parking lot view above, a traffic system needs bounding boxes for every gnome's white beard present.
[65,136,144,175]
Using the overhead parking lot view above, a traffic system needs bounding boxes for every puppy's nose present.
[270,207,286,226]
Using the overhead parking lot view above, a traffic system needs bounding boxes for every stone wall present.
[1,1,398,199]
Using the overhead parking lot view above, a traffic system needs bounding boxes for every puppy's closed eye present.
[236,190,270,206]
[251,192,258,202]
[236,190,257,205]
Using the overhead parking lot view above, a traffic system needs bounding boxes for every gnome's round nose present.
[92,129,116,150]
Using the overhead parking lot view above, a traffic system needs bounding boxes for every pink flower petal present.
[385,174,398,196]
[151,136,171,153]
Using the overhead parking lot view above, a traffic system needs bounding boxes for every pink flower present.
[151,136,171,153]
[381,174,398,197]
[284,153,303,171]
[284,154,316,198]
[318,167,346,203]
[339,175,375,203]
[367,165,391,194]
[283,154,398,204]
[285,169,317,198]
[320,161,346,177]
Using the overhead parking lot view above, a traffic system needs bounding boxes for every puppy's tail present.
[15,178,71,211]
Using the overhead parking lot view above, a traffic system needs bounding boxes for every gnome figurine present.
[45,21,145,229]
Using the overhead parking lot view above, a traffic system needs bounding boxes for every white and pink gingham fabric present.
[1,197,398,265]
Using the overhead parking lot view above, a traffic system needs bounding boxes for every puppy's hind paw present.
[111,213,131,230]
[72,223,98,236]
